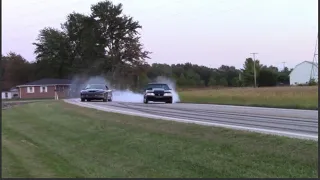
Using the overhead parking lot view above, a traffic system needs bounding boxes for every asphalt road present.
[65,99,318,141]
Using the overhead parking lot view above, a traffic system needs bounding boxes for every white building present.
[1,88,19,99]
[289,61,318,85]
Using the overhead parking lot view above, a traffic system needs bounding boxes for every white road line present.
[64,100,318,141]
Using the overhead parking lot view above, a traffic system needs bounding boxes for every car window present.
[85,84,106,89]
[146,84,170,90]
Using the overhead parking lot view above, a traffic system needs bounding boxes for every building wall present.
[2,92,12,99]
[19,85,71,99]
[56,85,71,99]
[290,61,318,85]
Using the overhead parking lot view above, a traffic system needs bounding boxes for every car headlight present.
[164,93,172,96]
[146,93,154,96]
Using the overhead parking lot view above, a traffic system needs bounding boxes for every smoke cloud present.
[69,75,180,103]
[153,76,181,103]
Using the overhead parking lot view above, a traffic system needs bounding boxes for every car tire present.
[144,97,148,104]
[87,99,91,102]
[108,97,112,102]
[102,94,108,102]
[81,98,85,102]
[166,99,173,104]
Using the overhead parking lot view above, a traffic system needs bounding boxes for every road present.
[65,99,318,141]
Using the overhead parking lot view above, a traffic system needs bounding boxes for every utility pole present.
[250,53,258,88]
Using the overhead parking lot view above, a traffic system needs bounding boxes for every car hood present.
[81,89,107,93]
[146,88,171,93]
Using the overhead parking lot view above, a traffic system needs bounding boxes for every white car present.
[143,83,173,104]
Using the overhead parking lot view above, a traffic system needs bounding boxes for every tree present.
[208,76,217,86]
[242,58,262,86]
[33,0,151,82]
[177,73,187,87]
[277,66,291,85]
[90,0,151,78]
[231,77,239,87]
[33,27,71,78]
[218,77,228,86]
[258,68,278,87]
[62,12,105,75]
[2,52,33,89]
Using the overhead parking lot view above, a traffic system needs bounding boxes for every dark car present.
[80,84,113,102]
[143,83,173,104]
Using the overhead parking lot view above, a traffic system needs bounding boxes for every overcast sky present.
[2,0,318,69]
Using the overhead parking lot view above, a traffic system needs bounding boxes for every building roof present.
[3,87,19,92]
[289,61,318,76]
[16,78,72,87]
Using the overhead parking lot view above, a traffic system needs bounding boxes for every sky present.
[2,0,318,69]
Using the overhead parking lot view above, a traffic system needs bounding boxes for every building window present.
[40,86,48,93]
[27,87,35,93]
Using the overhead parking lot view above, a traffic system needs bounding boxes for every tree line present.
[1,0,292,90]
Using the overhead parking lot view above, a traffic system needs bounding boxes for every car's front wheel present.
[81,98,85,102]
[103,94,108,102]
[166,98,173,104]
[143,97,148,104]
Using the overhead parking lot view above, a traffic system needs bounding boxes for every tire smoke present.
[69,75,180,103]
[153,76,181,103]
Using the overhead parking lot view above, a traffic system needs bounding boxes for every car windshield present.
[85,84,107,89]
[146,84,170,90]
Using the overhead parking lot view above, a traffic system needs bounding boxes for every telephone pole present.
[250,53,258,88]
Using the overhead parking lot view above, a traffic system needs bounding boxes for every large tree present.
[33,0,151,82]
[33,27,71,78]
[1,52,33,89]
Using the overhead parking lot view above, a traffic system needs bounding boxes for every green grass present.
[179,86,318,110]
[2,98,54,102]
[2,101,318,178]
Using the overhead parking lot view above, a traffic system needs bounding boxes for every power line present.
[250,52,258,88]
[310,33,318,82]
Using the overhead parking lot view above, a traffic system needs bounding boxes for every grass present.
[178,86,318,110]
[2,101,318,178]
[2,98,54,102]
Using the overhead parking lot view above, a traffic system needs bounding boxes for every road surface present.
[65,99,318,141]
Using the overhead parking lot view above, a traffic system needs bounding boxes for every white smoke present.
[153,76,181,103]
[112,89,143,103]
[70,75,180,103]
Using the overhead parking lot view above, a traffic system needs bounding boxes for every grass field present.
[2,101,317,178]
[178,86,318,110]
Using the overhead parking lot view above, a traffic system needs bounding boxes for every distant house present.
[289,61,318,85]
[2,88,19,99]
[16,78,72,99]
